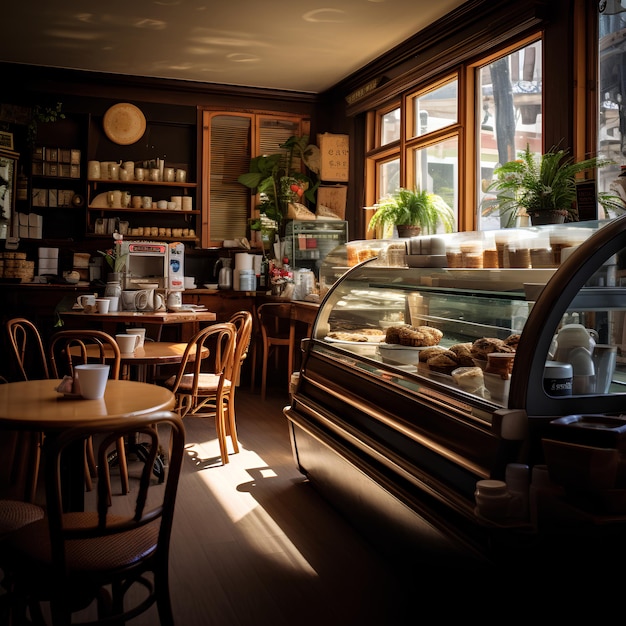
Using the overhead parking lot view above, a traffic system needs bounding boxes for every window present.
[598,5,626,208]
[201,111,308,246]
[476,40,543,230]
[365,37,543,235]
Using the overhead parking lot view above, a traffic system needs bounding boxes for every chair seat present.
[0,500,44,537]
[165,372,232,393]
[9,513,159,572]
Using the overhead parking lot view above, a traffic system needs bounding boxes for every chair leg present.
[261,343,269,401]
[116,437,129,495]
[215,401,229,465]
[227,400,239,454]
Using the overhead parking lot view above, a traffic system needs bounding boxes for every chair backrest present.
[228,310,253,384]
[43,411,185,618]
[168,322,237,398]
[256,302,293,344]
[48,329,121,380]
[6,317,50,381]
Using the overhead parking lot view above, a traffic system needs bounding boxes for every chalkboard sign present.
[318,133,349,182]
[576,180,598,222]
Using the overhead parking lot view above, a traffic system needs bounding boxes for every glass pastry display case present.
[285,216,626,568]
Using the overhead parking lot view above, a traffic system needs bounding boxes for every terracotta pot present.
[529,210,567,225]
[396,224,421,238]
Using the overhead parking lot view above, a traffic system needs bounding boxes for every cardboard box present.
[318,133,349,182]
[18,213,29,238]
[317,184,347,219]
[28,213,43,239]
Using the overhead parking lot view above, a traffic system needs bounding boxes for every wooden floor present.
[152,382,418,626]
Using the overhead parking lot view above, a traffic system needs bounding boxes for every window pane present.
[598,9,625,211]
[412,137,458,229]
[379,157,400,199]
[411,80,458,138]
[477,40,542,230]
[381,108,400,145]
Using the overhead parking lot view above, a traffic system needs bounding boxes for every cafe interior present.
[0,0,624,623]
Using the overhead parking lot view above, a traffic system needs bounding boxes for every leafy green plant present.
[368,187,455,235]
[27,102,65,146]
[481,145,613,226]
[238,135,320,227]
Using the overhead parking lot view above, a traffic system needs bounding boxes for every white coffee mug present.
[116,333,140,354]
[95,298,110,314]
[74,364,110,400]
[104,296,119,312]
[134,289,152,311]
[77,294,96,308]
[126,328,146,348]
[121,290,137,310]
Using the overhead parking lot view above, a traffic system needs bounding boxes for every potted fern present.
[481,145,613,226]
[368,187,455,238]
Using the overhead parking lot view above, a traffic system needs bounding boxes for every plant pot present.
[396,224,421,238]
[529,211,568,226]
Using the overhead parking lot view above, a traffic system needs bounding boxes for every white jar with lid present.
[474,479,512,521]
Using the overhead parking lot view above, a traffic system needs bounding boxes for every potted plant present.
[481,145,613,227]
[238,135,320,236]
[367,187,456,238]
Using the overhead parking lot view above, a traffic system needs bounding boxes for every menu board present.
[318,133,349,182]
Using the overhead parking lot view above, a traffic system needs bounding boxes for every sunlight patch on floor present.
[185,440,318,577]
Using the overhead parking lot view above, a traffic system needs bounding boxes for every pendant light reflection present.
[600,0,626,14]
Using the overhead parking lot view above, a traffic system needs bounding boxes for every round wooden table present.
[0,379,175,430]
[71,341,208,382]
[0,379,176,510]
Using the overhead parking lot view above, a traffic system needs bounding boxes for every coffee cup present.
[95,298,110,314]
[121,290,137,310]
[77,294,96,308]
[126,328,146,348]
[154,293,165,310]
[103,295,119,312]
[116,333,140,354]
[74,364,110,400]
[134,289,152,311]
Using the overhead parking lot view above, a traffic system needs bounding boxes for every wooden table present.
[0,379,175,510]
[73,341,208,382]
[60,310,217,341]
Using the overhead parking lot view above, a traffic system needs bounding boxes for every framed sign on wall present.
[0,148,19,239]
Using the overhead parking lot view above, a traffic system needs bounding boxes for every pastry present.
[485,353,516,379]
[452,366,484,391]
[398,325,443,347]
[449,343,474,366]
[384,326,404,344]
[504,333,521,350]
[427,353,459,375]
[327,331,369,342]
[419,346,449,362]
[470,337,513,358]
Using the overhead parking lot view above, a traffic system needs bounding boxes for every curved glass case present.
[286,215,626,565]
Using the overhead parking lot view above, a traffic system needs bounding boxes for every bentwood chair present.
[5,318,52,502]
[163,322,237,465]
[251,302,295,400]
[2,411,185,626]
[48,329,128,495]
[189,311,253,457]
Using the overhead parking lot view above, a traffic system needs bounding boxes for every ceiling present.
[0,0,467,94]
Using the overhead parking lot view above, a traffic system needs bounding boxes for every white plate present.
[325,334,385,343]
[323,337,380,356]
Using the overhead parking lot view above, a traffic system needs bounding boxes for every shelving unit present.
[86,178,199,243]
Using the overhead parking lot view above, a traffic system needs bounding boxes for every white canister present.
[171,196,182,210]
[134,167,145,181]
[150,168,161,182]
[176,169,187,183]
[109,163,120,180]
[238,269,256,291]
[182,196,193,211]
[122,161,134,177]
[164,167,175,182]
[87,161,101,179]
